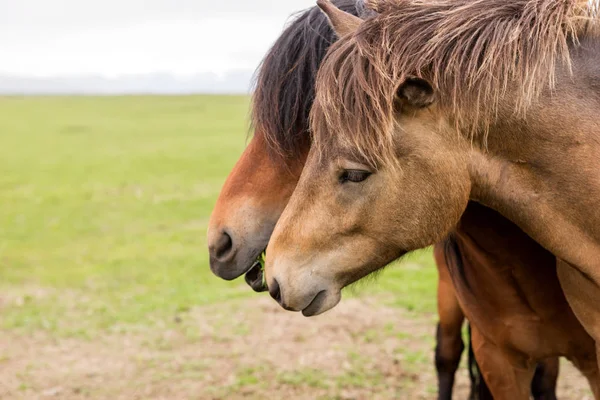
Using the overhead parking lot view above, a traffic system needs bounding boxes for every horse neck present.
[466,72,600,270]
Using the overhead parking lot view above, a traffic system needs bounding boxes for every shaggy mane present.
[250,0,369,161]
[311,0,600,168]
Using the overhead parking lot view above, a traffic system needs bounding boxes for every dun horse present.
[264,0,600,397]
[208,1,562,398]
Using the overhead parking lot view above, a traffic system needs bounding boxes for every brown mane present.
[311,0,600,168]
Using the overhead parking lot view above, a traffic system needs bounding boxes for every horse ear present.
[396,77,435,109]
[317,0,362,37]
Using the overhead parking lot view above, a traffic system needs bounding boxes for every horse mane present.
[251,0,370,160]
[311,0,600,168]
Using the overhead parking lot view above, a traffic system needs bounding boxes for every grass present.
[0,96,592,400]
[0,95,438,337]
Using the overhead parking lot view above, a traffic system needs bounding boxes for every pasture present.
[0,96,590,399]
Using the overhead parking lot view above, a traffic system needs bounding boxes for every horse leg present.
[530,358,559,400]
[556,260,600,372]
[434,244,466,400]
[466,324,493,400]
[434,298,465,400]
[470,325,534,400]
[569,354,600,399]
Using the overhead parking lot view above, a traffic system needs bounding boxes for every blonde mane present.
[311,0,600,168]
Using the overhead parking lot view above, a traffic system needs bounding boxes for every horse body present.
[436,202,598,398]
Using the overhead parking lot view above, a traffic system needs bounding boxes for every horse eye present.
[339,169,371,184]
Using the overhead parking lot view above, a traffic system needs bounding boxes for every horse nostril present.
[212,230,234,260]
[269,278,282,305]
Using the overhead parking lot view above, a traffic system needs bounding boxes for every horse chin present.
[301,290,342,317]
[244,259,268,293]
[299,255,405,316]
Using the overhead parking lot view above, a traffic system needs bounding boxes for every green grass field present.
[0,95,437,338]
[0,96,592,399]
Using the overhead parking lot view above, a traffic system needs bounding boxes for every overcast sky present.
[0,0,318,78]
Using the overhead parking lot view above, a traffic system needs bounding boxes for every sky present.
[0,0,317,79]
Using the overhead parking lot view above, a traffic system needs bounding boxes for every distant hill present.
[0,70,255,95]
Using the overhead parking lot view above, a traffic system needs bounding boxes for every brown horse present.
[434,203,595,398]
[264,0,600,396]
[207,2,486,398]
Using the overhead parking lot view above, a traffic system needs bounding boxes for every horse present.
[207,2,483,398]
[263,0,600,396]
